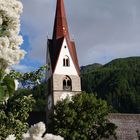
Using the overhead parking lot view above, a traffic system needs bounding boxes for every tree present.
[49,93,117,140]
[81,57,140,113]
[9,65,47,112]
[0,63,48,139]
[0,92,35,139]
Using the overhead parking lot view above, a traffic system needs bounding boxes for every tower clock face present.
[48,95,52,110]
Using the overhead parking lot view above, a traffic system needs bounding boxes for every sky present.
[13,0,140,72]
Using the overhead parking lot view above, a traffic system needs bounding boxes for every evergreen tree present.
[81,57,140,113]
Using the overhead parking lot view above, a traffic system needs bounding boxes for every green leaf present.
[0,69,5,81]
[3,76,15,96]
[0,85,5,101]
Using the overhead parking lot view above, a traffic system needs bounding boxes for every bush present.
[49,93,117,140]
[0,93,35,139]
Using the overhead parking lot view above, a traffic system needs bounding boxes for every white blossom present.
[5,68,10,74]
[0,36,9,48]
[60,92,73,101]
[6,134,16,140]
[0,16,3,25]
[29,122,46,137]
[0,0,25,71]
[22,122,64,140]
[44,134,64,140]
[22,122,46,140]
[36,79,41,85]
[6,122,64,140]
[14,79,19,90]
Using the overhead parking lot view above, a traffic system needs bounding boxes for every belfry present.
[46,0,81,121]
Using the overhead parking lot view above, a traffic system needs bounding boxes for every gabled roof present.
[70,40,80,75]
[48,37,80,75]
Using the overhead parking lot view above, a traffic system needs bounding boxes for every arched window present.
[63,55,70,67]
[63,76,72,91]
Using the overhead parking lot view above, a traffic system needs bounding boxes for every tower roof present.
[53,0,70,39]
[49,0,80,75]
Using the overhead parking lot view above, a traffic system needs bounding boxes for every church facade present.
[46,0,81,120]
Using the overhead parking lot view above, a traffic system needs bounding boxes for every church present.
[46,0,81,121]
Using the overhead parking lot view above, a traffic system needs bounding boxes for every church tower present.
[46,0,81,118]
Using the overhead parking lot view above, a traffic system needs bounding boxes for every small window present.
[63,55,70,67]
[66,59,69,66]
[63,59,66,66]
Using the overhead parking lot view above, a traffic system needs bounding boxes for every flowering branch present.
[9,65,47,89]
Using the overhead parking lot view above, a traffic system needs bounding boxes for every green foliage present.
[81,63,102,74]
[3,75,15,95]
[49,93,117,140]
[0,85,5,101]
[0,93,35,139]
[15,83,47,112]
[28,81,47,112]
[0,71,15,101]
[9,65,47,89]
[12,65,48,112]
[0,65,45,139]
[81,57,140,113]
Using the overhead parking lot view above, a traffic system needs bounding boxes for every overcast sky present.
[15,0,140,72]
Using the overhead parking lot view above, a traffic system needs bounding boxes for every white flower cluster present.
[5,134,16,140]
[60,92,73,102]
[6,122,64,140]
[14,79,19,90]
[23,122,64,140]
[0,0,25,70]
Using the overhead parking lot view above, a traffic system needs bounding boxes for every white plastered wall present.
[54,38,78,76]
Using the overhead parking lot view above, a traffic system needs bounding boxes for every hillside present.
[81,57,140,113]
[81,63,102,73]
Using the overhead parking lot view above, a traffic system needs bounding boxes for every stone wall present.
[53,74,81,91]
[108,114,140,140]
[52,74,81,104]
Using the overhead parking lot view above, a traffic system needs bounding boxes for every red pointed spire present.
[53,0,70,39]
[49,0,80,74]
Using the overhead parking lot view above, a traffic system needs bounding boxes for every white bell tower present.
[46,0,81,123]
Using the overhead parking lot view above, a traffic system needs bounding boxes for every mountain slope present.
[81,57,140,113]
[81,63,102,74]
